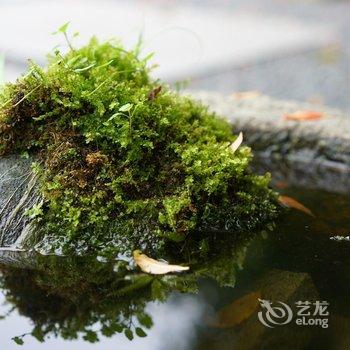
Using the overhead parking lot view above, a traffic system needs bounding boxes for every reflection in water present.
[0,187,349,349]
[0,233,251,346]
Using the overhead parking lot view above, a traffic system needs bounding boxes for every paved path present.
[0,2,333,81]
[187,0,350,110]
[1,0,350,109]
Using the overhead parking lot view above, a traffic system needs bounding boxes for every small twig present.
[1,83,42,109]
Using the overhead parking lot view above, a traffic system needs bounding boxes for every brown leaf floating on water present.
[210,291,261,328]
[278,195,315,217]
[283,110,324,121]
[133,250,189,275]
[230,132,243,153]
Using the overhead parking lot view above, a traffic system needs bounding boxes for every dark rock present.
[0,156,40,247]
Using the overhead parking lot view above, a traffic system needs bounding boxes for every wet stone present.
[190,91,350,194]
[0,156,40,247]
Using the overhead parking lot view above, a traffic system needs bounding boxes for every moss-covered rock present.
[0,37,278,254]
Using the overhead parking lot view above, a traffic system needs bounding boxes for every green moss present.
[0,37,278,254]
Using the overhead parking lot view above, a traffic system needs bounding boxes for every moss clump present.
[0,37,278,254]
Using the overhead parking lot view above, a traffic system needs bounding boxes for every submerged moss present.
[0,37,278,254]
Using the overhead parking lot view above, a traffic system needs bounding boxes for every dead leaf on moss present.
[210,291,261,328]
[133,250,189,275]
[283,110,324,121]
[278,195,315,217]
[86,151,108,165]
[148,86,162,101]
[230,132,243,153]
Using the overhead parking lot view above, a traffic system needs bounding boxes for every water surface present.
[0,186,349,350]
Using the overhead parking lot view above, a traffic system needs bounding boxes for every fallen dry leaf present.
[278,195,315,217]
[133,250,189,275]
[231,91,261,99]
[230,132,243,153]
[274,181,289,190]
[283,110,324,121]
[210,291,261,328]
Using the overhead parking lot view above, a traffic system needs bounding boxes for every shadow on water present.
[0,186,349,349]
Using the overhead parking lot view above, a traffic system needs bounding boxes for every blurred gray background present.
[1,0,350,109]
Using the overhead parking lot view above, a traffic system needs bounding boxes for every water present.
[0,186,349,350]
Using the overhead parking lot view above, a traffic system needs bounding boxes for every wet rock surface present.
[0,156,39,247]
[191,91,350,194]
[0,249,37,269]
